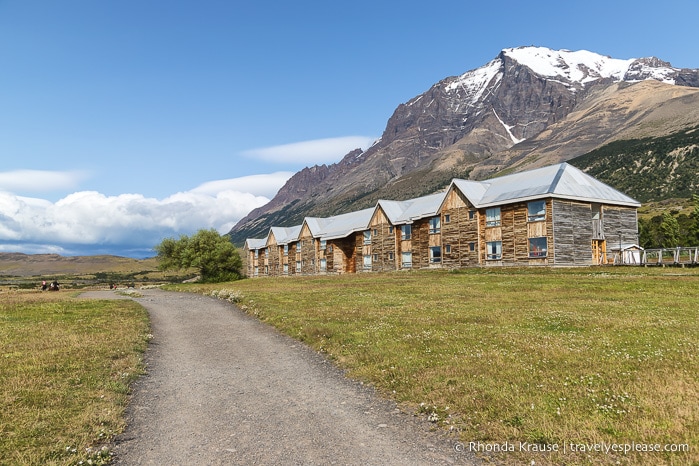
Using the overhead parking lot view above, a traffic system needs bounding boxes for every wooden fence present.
[639,247,699,266]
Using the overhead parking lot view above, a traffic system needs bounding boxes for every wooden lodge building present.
[243,163,641,277]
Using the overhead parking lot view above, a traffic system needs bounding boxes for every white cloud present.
[190,171,293,198]
[242,136,376,165]
[0,172,292,257]
[0,169,91,192]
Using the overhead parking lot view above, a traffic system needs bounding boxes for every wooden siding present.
[329,237,356,274]
[601,206,639,250]
[354,232,366,272]
[411,218,430,269]
[280,245,291,275]
[316,239,328,274]
[298,224,316,275]
[551,201,637,266]
[441,189,479,268]
[266,232,281,276]
[287,242,298,275]
[552,200,594,265]
[480,200,555,266]
[369,207,398,272]
[244,248,256,277]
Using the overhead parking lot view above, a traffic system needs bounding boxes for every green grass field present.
[2,267,696,465]
[180,267,699,465]
[0,291,150,465]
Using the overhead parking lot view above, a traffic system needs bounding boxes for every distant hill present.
[569,125,699,203]
[228,46,699,246]
[0,253,159,278]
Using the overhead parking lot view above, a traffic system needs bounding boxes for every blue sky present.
[1,0,697,257]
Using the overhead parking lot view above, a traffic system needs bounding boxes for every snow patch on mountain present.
[493,109,525,144]
[443,58,503,105]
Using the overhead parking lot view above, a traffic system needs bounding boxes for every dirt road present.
[81,289,475,465]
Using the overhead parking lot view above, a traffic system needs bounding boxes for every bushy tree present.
[690,193,699,246]
[658,212,680,248]
[155,229,243,283]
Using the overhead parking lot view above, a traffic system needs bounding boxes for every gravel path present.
[81,289,476,465]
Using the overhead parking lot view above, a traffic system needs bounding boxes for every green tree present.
[155,229,243,282]
[638,217,654,249]
[690,193,699,246]
[658,212,680,248]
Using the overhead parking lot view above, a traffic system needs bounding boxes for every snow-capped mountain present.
[503,47,680,85]
[229,46,699,244]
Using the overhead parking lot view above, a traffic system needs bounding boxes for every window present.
[389,225,394,234]
[327,244,333,253]
[283,244,289,256]
[401,224,412,240]
[469,242,476,252]
[529,237,548,258]
[363,254,372,270]
[388,252,394,260]
[296,241,301,252]
[283,263,288,274]
[373,254,378,261]
[444,214,451,223]
[429,216,441,234]
[486,241,502,260]
[469,210,476,220]
[254,266,259,276]
[320,259,327,271]
[486,208,501,227]
[373,228,378,236]
[430,246,442,263]
[528,201,546,222]
[319,239,327,250]
[445,244,451,254]
[296,261,301,272]
[363,230,371,245]
[254,250,259,258]
[401,251,412,268]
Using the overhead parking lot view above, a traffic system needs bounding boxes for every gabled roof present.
[450,163,640,208]
[376,192,446,225]
[318,207,375,240]
[268,225,302,246]
[244,238,267,250]
[303,217,334,237]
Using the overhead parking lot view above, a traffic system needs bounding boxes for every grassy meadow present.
[0,291,150,465]
[178,267,698,465]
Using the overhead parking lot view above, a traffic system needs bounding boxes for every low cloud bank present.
[0,172,293,258]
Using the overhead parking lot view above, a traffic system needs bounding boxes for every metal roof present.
[451,163,640,208]
[376,192,446,225]
[318,207,375,240]
[303,217,333,237]
[268,225,302,245]
[244,238,267,250]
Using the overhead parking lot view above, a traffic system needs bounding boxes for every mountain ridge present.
[228,46,699,245]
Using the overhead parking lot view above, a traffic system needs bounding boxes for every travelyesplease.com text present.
[455,441,689,455]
